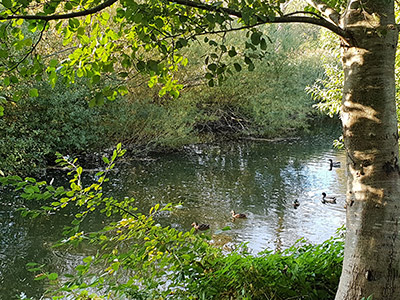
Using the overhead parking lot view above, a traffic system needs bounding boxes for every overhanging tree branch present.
[169,0,350,39]
[0,0,351,40]
[0,0,118,21]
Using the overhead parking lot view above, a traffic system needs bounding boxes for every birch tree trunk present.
[335,1,400,299]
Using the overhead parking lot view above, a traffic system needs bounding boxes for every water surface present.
[0,131,346,299]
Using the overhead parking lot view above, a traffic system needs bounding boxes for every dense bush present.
[177,23,324,138]
[0,79,106,175]
[101,95,201,153]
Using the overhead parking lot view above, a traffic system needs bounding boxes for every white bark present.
[335,1,400,299]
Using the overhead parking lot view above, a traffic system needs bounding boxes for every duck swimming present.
[231,210,247,219]
[328,159,341,170]
[191,222,210,231]
[322,192,337,204]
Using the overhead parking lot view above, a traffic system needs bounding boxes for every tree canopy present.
[0,0,349,110]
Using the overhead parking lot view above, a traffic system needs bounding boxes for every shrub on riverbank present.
[0,79,106,175]
[181,235,343,300]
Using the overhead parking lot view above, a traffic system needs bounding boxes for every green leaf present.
[228,48,237,57]
[10,76,18,83]
[137,60,146,71]
[49,59,58,68]
[89,97,96,108]
[205,72,213,79]
[147,60,159,72]
[76,166,82,175]
[92,74,100,84]
[64,2,73,10]
[207,63,217,72]
[233,63,242,72]
[83,256,93,263]
[2,0,12,9]
[68,18,80,30]
[0,49,8,58]
[154,18,164,29]
[29,88,39,97]
[34,274,47,281]
[48,273,58,280]
[251,32,261,45]
[260,38,267,50]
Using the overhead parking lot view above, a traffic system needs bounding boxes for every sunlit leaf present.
[29,88,39,97]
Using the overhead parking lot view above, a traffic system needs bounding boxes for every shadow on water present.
[0,126,346,299]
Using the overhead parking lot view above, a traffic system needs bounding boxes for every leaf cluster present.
[0,0,288,109]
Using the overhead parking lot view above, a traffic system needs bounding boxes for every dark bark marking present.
[383,218,399,298]
[383,153,399,175]
[360,164,365,175]
[365,270,373,281]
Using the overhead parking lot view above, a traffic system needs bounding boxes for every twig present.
[8,20,48,72]
[110,202,138,218]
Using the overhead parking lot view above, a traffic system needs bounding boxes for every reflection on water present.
[110,136,347,253]
[0,131,346,299]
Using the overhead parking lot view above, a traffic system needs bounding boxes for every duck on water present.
[321,192,337,204]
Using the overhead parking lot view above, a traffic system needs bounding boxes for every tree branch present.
[0,0,118,21]
[8,21,48,72]
[305,0,341,26]
[0,0,350,40]
[170,0,350,39]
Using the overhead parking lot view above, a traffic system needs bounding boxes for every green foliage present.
[306,30,342,118]
[0,21,325,176]
[102,95,201,152]
[1,147,344,300]
[0,0,286,107]
[0,78,107,175]
[179,24,324,138]
[177,235,343,300]
[308,26,400,129]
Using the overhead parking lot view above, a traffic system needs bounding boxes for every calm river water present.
[0,129,347,299]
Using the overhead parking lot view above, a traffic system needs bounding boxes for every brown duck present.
[191,222,210,231]
[231,210,247,219]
